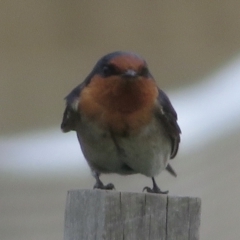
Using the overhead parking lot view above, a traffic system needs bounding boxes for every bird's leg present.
[143,177,168,194]
[92,171,115,190]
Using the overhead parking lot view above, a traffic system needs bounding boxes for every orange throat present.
[79,75,158,134]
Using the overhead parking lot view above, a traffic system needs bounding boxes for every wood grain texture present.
[64,190,201,240]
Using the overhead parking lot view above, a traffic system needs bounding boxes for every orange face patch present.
[79,74,158,135]
[109,54,146,73]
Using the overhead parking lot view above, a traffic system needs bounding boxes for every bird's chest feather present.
[76,77,171,176]
[77,115,171,177]
[78,75,158,135]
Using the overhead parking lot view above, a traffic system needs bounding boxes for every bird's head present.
[94,51,151,81]
[79,51,158,117]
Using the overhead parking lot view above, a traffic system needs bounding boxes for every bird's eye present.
[139,67,149,77]
[102,64,119,77]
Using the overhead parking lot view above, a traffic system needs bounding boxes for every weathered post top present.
[64,189,201,240]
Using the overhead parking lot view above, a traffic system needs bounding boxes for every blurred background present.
[1,1,240,240]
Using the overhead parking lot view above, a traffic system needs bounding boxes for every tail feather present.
[166,164,177,177]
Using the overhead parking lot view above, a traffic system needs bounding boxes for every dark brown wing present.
[61,82,86,132]
[156,88,181,159]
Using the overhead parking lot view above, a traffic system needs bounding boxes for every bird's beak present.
[122,69,138,79]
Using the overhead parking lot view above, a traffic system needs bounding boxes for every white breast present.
[76,117,171,177]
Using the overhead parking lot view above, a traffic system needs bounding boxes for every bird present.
[61,51,181,194]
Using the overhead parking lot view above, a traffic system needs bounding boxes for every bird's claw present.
[104,183,115,190]
[142,186,168,194]
[94,182,115,190]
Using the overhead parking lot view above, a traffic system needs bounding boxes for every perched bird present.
[61,51,181,194]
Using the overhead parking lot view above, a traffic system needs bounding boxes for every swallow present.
[61,51,181,194]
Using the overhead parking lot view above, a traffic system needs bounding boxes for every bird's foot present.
[143,186,168,194]
[92,171,115,190]
[143,177,168,194]
[94,181,115,190]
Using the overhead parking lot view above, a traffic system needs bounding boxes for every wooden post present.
[64,189,201,240]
